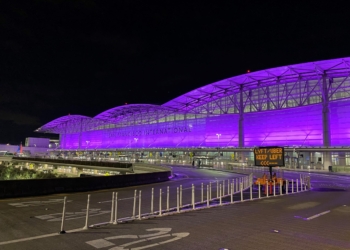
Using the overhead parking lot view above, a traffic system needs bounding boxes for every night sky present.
[1,1,350,144]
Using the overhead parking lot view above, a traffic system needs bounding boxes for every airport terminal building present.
[37,57,350,169]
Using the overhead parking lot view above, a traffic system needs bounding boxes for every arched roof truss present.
[162,58,350,112]
[35,115,99,134]
[94,104,181,128]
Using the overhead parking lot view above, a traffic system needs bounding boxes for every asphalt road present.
[0,166,349,250]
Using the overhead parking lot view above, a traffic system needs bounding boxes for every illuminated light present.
[37,58,350,150]
[247,69,250,73]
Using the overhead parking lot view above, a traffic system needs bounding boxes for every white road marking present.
[98,196,143,203]
[35,209,110,222]
[105,236,138,241]
[305,210,330,220]
[106,228,171,240]
[8,199,72,207]
[0,228,83,246]
[86,228,189,250]
[86,239,116,249]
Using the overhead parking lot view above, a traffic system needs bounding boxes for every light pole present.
[216,133,221,148]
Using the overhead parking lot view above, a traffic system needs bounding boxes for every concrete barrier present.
[0,171,171,198]
[12,157,132,169]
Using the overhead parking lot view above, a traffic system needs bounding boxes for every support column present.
[239,85,244,147]
[338,152,346,166]
[322,74,331,170]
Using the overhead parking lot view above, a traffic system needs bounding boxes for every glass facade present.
[37,57,350,153]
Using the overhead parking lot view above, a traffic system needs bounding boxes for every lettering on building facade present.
[107,126,192,138]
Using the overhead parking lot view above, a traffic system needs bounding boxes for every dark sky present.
[1,1,350,144]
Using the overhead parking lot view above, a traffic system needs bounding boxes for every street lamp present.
[216,133,221,148]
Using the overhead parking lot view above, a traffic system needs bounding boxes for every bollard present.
[266,182,269,197]
[233,179,235,194]
[292,179,294,193]
[217,180,219,198]
[296,179,299,192]
[308,176,311,190]
[180,185,182,207]
[240,182,243,201]
[132,190,137,219]
[286,180,289,194]
[250,179,252,200]
[201,183,204,202]
[83,194,90,230]
[59,196,67,234]
[219,184,222,205]
[280,180,282,195]
[227,179,230,195]
[110,192,115,223]
[258,182,261,199]
[305,176,308,190]
[209,182,212,200]
[159,189,162,216]
[207,185,210,207]
[138,190,142,220]
[192,184,195,210]
[223,180,225,196]
[167,186,169,211]
[273,181,276,196]
[230,183,233,204]
[236,178,238,193]
[177,187,180,213]
[113,192,118,224]
[151,188,154,214]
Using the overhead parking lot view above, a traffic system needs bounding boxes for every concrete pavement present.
[0,166,349,249]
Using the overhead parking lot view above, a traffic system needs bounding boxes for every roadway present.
[0,166,349,249]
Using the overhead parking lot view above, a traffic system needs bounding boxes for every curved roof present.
[162,57,350,111]
[36,115,93,134]
[94,104,178,125]
[37,57,350,134]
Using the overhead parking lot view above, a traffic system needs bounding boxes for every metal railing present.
[56,174,310,234]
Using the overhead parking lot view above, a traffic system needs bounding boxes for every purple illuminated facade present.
[37,58,350,150]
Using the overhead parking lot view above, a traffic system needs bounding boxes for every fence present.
[57,174,311,233]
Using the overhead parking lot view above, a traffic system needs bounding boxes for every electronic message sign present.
[254,146,285,167]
